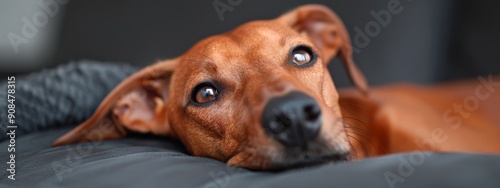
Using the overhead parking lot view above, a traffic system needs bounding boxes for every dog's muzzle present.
[261,92,322,149]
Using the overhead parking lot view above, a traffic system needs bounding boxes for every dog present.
[52,4,500,170]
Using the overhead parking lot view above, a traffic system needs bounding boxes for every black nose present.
[261,92,322,149]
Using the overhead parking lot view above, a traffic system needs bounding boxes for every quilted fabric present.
[0,61,138,141]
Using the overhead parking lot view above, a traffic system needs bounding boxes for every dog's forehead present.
[184,21,307,63]
[230,21,295,42]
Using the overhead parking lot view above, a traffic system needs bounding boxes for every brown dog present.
[52,4,500,170]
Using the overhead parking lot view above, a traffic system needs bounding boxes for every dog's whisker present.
[340,116,369,128]
[342,120,371,157]
[346,139,359,161]
[342,123,367,133]
[343,121,390,156]
[339,103,392,157]
[345,135,369,159]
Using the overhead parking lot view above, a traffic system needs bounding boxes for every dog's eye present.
[191,83,218,105]
[290,46,316,67]
[293,50,311,65]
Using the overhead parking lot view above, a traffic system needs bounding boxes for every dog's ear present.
[52,59,178,147]
[278,4,368,93]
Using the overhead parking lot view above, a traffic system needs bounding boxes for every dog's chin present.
[269,141,352,170]
[227,148,350,171]
[283,153,349,169]
[241,148,350,171]
[227,139,351,170]
[271,151,350,171]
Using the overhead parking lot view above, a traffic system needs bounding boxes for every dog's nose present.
[261,92,322,149]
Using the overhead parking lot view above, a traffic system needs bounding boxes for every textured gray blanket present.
[0,61,138,141]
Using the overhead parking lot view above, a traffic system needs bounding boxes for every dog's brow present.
[280,27,295,46]
[180,57,217,73]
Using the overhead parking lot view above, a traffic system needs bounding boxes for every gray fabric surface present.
[1,62,499,187]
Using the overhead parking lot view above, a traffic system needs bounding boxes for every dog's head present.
[53,4,367,170]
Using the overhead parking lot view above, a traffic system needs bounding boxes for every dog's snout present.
[261,92,322,149]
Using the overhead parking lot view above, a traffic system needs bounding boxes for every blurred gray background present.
[1,0,499,87]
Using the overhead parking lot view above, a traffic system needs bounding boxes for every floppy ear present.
[277,4,368,93]
[52,59,178,147]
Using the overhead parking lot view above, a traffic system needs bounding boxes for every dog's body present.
[340,79,500,158]
[53,5,500,170]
